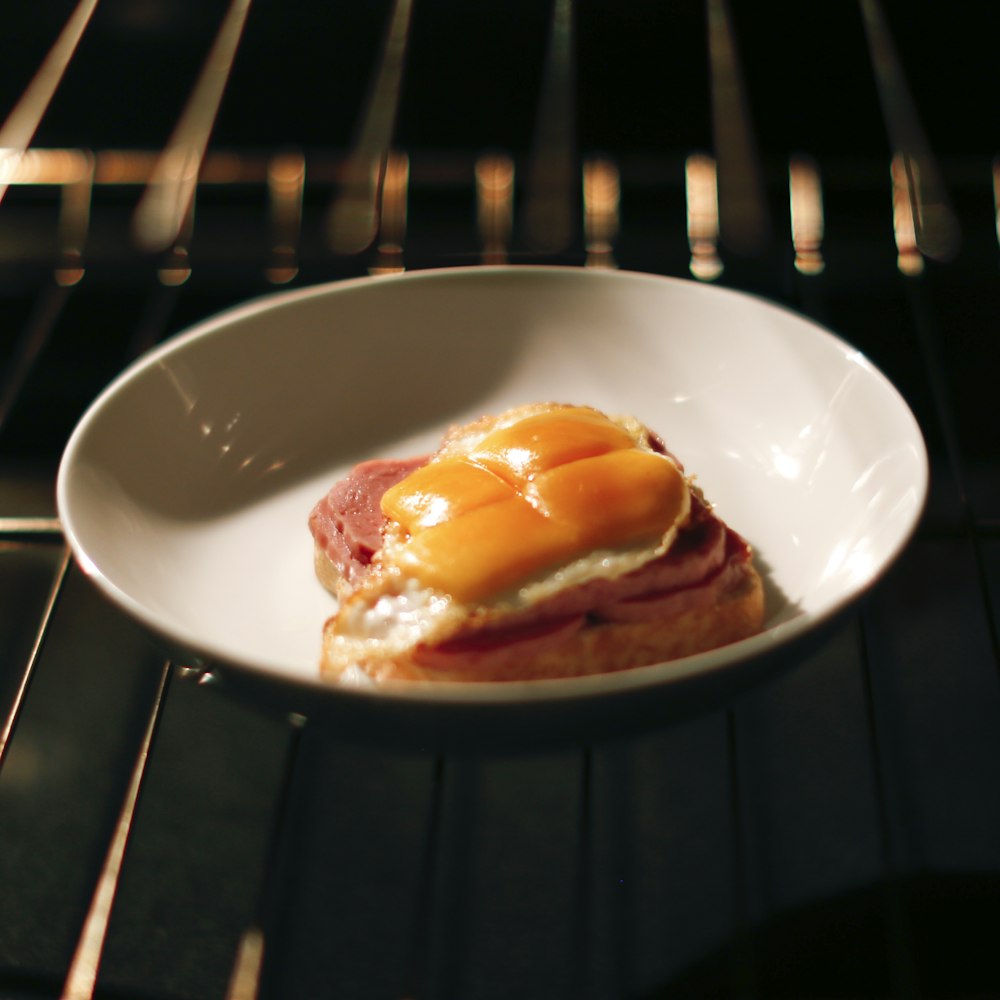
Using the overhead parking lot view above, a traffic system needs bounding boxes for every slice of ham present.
[309,456,426,583]
[596,530,751,623]
[412,614,587,673]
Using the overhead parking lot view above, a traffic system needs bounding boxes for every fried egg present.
[327,403,693,664]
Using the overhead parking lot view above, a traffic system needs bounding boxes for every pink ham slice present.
[412,614,587,673]
[596,530,751,623]
[309,456,426,583]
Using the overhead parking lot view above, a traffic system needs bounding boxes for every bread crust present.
[319,553,764,683]
[313,544,345,598]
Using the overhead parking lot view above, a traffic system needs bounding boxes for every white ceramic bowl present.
[57,267,927,747]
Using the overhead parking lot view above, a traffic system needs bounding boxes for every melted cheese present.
[377,404,689,603]
[467,405,635,481]
[382,459,510,531]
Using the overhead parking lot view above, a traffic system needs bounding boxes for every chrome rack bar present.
[61,663,174,1000]
[522,0,576,253]
[856,614,921,996]
[894,259,1000,669]
[0,517,63,538]
[725,709,759,995]
[0,282,75,443]
[685,153,724,281]
[133,0,253,253]
[266,151,306,285]
[567,748,594,994]
[788,155,826,277]
[0,0,99,208]
[705,0,769,256]
[583,157,620,269]
[476,153,515,265]
[328,0,414,256]
[226,715,307,1000]
[399,756,446,1000]
[369,150,409,275]
[859,0,960,262]
[0,546,71,771]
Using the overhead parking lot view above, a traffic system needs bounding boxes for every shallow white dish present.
[57,267,927,747]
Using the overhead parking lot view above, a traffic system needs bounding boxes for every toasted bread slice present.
[310,403,764,683]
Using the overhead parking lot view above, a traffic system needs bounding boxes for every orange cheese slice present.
[382,458,510,531]
[381,406,688,603]
[467,405,635,482]
[527,448,688,550]
[393,497,578,602]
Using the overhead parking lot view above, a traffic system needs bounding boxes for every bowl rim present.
[55,264,930,712]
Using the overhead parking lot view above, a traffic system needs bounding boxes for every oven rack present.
[2,2,1000,998]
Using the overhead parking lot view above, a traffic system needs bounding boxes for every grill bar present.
[0,283,73,435]
[521,0,576,253]
[856,613,921,997]
[0,0,99,208]
[783,184,925,994]
[226,716,304,1000]
[0,545,69,769]
[859,0,960,262]
[132,0,253,253]
[901,276,1000,663]
[398,755,446,1000]
[61,662,173,1000]
[567,748,594,995]
[725,709,758,995]
[328,0,414,256]
[705,0,769,256]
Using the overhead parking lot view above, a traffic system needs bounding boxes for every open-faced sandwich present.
[308,402,764,683]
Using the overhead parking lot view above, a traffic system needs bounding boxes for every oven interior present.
[1,2,999,997]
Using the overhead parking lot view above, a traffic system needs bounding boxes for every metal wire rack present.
[1,1,999,997]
